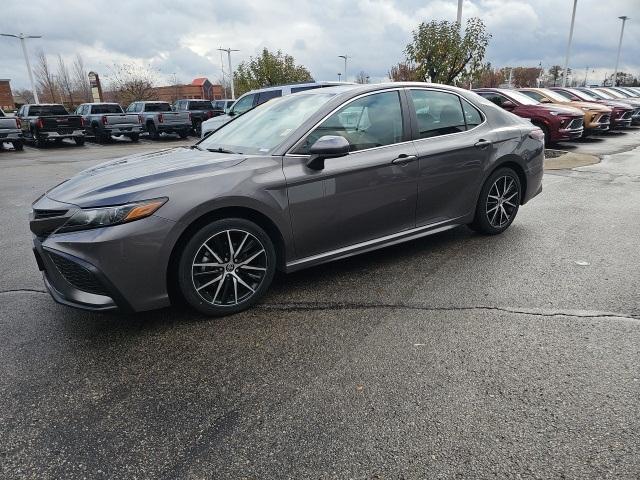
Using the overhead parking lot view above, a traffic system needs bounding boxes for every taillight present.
[35,118,44,129]
[188,112,192,122]
[158,113,164,123]
[15,118,21,129]
[80,117,85,127]
[138,114,143,124]
[101,115,108,125]
[529,128,545,142]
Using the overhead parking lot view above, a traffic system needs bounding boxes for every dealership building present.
[152,78,224,102]
[0,79,15,110]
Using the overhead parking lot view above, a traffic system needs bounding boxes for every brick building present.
[0,79,15,111]
[152,78,223,103]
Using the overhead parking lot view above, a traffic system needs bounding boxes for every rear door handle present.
[474,139,492,149]
[392,154,418,165]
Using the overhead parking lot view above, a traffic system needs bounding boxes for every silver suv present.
[200,81,347,137]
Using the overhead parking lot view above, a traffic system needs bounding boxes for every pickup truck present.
[74,103,142,143]
[16,104,85,147]
[0,109,24,150]
[125,101,191,140]
[172,99,217,134]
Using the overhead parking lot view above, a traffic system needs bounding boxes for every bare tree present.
[14,88,35,104]
[73,54,91,102]
[56,54,74,106]
[106,63,159,105]
[216,76,232,99]
[34,50,57,102]
[355,71,370,84]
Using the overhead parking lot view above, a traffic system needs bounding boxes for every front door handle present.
[474,139,492,149]
[392,154,418,165]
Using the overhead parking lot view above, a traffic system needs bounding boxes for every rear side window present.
[295,90,404,154]
[461,99,483,128]
[409,90,466,138]
[520,91,545,102]
[256,89,282,105]
[144,103,172,112]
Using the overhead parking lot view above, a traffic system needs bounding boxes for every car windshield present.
[200,93,336,155]
[593,90,615,99]
[540,89,571,103]
[569,89,599,101]
[30,105,69,116]
[504,90,539,105]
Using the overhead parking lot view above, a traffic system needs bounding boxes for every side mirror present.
[306,135,350,170]
[502,100,516,109]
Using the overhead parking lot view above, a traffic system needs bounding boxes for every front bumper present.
[31,205,178,313]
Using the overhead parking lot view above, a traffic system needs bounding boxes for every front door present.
[283,89,419,259]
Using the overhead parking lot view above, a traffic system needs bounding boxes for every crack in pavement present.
[0,288,48,295]
[259,301,640,321]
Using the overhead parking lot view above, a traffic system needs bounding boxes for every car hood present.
[46,146,247,207]
[542,104,584,116]
[564,101,611,112]
[202,114,232,129]
[599,99,635,109]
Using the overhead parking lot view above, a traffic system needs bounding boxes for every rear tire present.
[128,133,140,142]
[11,140,24,151]
[178,130,189,139]
[469,167,521,235]
[74,137,85,146]
[177,218,276,316]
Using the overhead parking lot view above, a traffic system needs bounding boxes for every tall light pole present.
[217,47,239,99]
[457,0,463,24]
[337,73,342,82]
[561,0,578,87]
[1,32,42,103]
[338,55,349,81]
[612,16,629,86]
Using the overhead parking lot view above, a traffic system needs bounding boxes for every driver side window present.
[294,91,404,154]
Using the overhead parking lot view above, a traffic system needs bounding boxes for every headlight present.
[57,198,167,233]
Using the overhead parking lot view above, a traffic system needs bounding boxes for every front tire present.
[177,218,276,316]
[11,140,24,151]
[469,167,521,235]
[178,130,189,139]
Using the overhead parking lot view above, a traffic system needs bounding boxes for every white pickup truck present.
[0,109,24,150]
[75,103,142,143]
[125,101,192,139]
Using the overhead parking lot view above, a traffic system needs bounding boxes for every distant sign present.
[88,71,103,102]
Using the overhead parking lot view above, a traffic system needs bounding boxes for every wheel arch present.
[166,205,287,303]
[486,155,528,205]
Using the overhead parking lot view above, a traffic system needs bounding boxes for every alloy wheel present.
[191,229,268,306]
[486,175,519,228]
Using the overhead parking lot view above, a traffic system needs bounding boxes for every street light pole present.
[337,73,341,82]
[457,0,463,24]
[217,47,240,99]
[338,55,348,81]
[561,0,578,87]
[612,16,629,86]
[1,32,42,103]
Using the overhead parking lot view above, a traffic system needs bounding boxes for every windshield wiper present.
[207,147,238,154]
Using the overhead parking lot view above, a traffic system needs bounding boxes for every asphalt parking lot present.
[1,130,640,479]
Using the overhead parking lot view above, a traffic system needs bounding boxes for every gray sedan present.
[30,83,544,316]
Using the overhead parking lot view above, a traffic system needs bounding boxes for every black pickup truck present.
[172,99,217,134]
[16,104,85,147]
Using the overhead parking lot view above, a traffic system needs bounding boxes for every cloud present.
[1,0,638,91]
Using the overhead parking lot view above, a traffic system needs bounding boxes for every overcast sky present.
[1,0,639,91]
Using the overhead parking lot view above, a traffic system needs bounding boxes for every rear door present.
[407,88,490,226]
[283,89,419,259]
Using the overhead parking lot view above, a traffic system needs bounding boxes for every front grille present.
[33,209,68,220]
[598,115,610,124]
[48,251,109,296]
[567,118,583,129]
[620,111,632,120]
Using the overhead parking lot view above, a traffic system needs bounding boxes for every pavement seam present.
[0,288,48,295]
[259,301,640,321]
